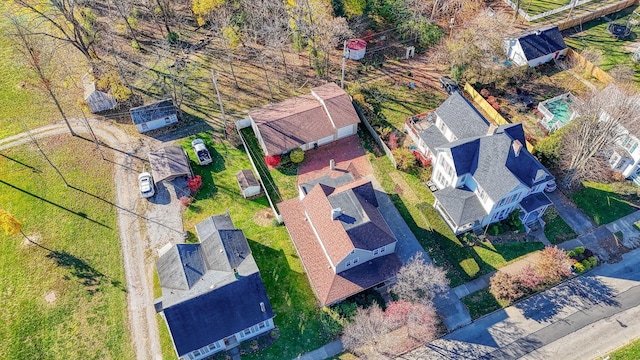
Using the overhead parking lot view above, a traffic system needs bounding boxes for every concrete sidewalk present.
[294,340,343,360]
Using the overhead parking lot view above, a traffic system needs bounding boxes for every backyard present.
[0,135,132,359]
[176,134,331,360]
[563,5,640,83]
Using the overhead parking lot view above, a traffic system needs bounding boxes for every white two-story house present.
[407,92,555,234]
[279,174,402,306]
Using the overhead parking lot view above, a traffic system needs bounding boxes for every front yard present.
[178,134,330,360]
[543,207,578,244]
[0,135,132,359]
[571,181,639,226]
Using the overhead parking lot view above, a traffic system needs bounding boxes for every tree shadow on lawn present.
[514,275,618,322]
[570,185,638,226]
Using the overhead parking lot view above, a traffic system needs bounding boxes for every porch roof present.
[519,192,552,214]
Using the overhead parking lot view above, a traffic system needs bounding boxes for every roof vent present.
[260,302,266,312]
[487,124,498,136]
[331,207,342,220]
[535,30,542,36]
[512,140,523,156]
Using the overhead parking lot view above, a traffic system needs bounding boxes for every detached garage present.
[148,146,192,183]
[130,99,179,133]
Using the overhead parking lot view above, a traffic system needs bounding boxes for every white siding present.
[136,114,178,133]
[317,134,336,146]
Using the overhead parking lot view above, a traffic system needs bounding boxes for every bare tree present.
[341,304,390,357]
[10,18,76,137]
[391,252,449,305]
[12,0,100,61]
[559,85,640,188]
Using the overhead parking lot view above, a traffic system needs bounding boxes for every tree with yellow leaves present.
[192,0,225,26]
[0,209,22,236]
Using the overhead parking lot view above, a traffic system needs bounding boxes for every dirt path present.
[0,119,162,360]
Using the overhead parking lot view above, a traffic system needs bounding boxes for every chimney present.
[487,124,498,136]
[330,159,335,170]
[513,140,523,156]
[331,207,342,220]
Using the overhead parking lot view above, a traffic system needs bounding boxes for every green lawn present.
[461,288,510,320]
[571,181,638,226]
[364,132,544,287]
[608,337,640,359]
[521,0,571,17]
[0,3,84,140]
[0,135,132,359]
[564,6,640,83]
[177,134,330,360]
[543,207,578,244]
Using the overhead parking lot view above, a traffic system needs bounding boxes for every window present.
[259,321,266,329]
[346,261,352,267]
[380,247,386,253]
[244,328,251,336]
[373,249,379,255]
[353,257,359,265]
[208,342,220,351]
[477,187,488,202]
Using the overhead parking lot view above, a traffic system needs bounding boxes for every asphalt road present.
[399,247,640,360]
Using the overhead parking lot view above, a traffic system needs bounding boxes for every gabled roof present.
[236,170,260,190]
[278,196,402,306]
[300,172,355,195]
[516,26,567,61]
[249,83,360,155]
[148,146,192,183]
[435,92,490,140]
[433,187,488,226]
[156,214,274,357]
[301,180,396,265]
[130,99,177,125]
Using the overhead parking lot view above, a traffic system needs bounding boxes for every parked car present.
[138,172,155,198]
[439,76,460,95]
[191,139,213,165]
[544,180,557,193]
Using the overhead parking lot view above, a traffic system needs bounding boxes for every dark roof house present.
[155,214,275,360]
[504,26,568,67]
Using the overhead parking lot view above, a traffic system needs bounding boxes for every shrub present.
[166,31,179,43]
[353,93,366,106]
[480,88,490,97]
[567,246,585,258]
[388,132,399,150]
[518,264,542,291]
[489,272,524,302]
[587,256,598,268]
[179,196,193,209]
[489,224,500,236]
[580,259,592,271]
[393,148,417,172]
[537,246,573,285]
[573,262,586,274]
[265,155,281,167]
[187,175,203,192]
[289,148,305,164]
[131,40,141,51]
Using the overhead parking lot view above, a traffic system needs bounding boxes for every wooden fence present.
[557,0,637,30]
[352,101,397,168]
[565,48,615,85]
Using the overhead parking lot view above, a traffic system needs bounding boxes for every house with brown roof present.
[249,82,360,156]
[278,174,402,306]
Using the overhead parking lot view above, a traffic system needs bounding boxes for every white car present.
[544,180,557,193]
[191,138,213,165]
[138,172,155,198]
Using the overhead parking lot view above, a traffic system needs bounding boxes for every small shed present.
[346,39,367,60]
[82,73,117,114]
[235,170,262,198]
[149,146,192,183]
[130,99,179,133]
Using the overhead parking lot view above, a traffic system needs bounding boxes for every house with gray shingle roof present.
[154,214,275,360]
[407,93,555,234]
[504,26,568,67]
[278,177,402,306]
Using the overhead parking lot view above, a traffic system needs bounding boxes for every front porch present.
[519,192,553,232]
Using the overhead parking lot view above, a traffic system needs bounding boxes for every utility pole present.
[341,40,348,89]
[211,70,227,140]
[80,109,105,160]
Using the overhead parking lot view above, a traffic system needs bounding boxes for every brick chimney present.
[487,124,498,136]
[512,139,523,156]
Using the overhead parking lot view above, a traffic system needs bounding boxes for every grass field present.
[0,3,84,140]
[543,207,578,244]
[461,288,510,319]
[564,6,640,83]
[521,0,571,17]
[0,135,132,359]
[608,337,640,359]
[176,134,330,360]
[363,132,544,287]
[571,181,638,226]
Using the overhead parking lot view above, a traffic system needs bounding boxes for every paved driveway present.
[371,176,472,331]
[545,190,594,235]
